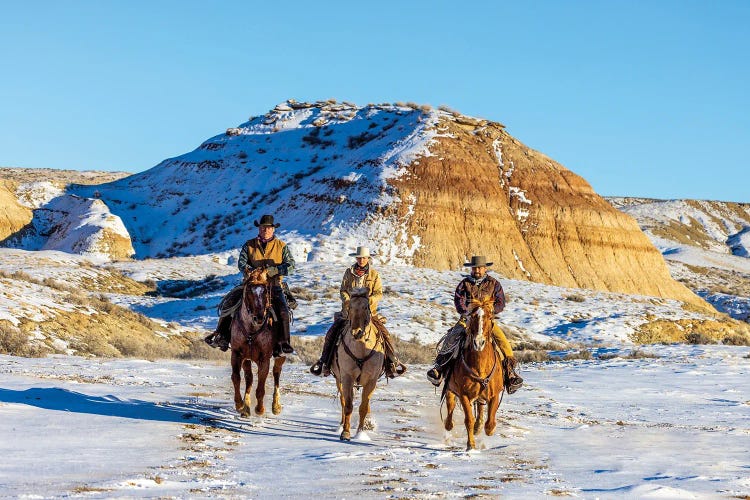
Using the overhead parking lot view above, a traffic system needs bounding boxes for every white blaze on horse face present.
[250,285,266,324]
[473,307,486,351]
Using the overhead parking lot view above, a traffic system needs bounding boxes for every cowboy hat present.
[463,255,493,267]
[349,246,374,258]
[253,214,281,228]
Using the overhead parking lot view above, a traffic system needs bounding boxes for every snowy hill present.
[0,120,750,498]
[3,99,691,307]
[71,101,432,264]
[609,197,750,321]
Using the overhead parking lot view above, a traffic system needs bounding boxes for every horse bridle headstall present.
[235,279,274,342]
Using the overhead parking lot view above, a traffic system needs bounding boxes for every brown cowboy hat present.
[463,255,493,267]
[254,214,281,228]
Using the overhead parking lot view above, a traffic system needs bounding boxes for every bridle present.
[460,298,499,391]
[235,271,273,341]
[340,293,381,370]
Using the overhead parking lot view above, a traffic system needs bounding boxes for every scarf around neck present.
[353,263,369,277]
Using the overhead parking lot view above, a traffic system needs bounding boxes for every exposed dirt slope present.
[390,116,706,308]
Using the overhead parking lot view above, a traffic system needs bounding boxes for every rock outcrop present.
[0,180,33,242]
[389,116,704,306]
[63,100,707,306]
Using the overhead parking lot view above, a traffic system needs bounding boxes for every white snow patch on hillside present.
[66,102,438,263]
[615,198,750,255]
[15,181,64,208]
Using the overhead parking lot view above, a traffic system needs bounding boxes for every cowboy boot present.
[272,286,294,356]
[503,357,523,394]
[373,317,406,379]
[310,320,342,376]
[426,351,452,387]
[278,309,293,354]
[204,316,231,351]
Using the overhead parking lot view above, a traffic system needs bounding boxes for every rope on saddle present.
[217,285,244,318]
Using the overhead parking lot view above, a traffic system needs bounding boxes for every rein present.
[341,324,381,369]
[236,279,273,342]
[462,298,500,392]
[460,346,499,392]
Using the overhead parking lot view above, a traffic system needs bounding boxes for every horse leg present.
[241,358,253,417]
[255,356,270,416]
[459,395,476,450]
[340,376,355,441]
[231,350,245,415]
[485,394,500,436]
[357,377,377,433]
[473,401,485,436]
[444,391,455,432]
[271,355,286,415]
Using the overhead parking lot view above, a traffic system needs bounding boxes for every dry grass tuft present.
[633,316,750,345]
[289,286,316,302]
[0,321,46,357]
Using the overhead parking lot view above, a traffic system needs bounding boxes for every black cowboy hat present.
[254,214,281,228]
[463,255,493,267]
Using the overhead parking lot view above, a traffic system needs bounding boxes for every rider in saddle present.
[310,246,406,379]
[426,255,523,394]
[205,214,296,357]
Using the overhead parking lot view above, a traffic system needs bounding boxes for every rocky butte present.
[5,100,706,308]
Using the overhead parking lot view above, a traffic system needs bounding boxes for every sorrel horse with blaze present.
[444,296,505,450]
[230,267,286,417]
[331,288,385,441]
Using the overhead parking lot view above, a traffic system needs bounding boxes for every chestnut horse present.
[230,267,286,418]
[443,296,505,450]
[331,287,385,441]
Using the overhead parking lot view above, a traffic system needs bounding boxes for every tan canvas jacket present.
[340,265,382,315]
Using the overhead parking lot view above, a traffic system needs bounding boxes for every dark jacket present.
[454,274,505,316]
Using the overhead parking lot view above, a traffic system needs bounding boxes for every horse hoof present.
[445,421,454,432]
[485,424,496,436]
[466,444,475,451]
[340,431,351,441]
[255,406,265,416]
[272,403,282,415]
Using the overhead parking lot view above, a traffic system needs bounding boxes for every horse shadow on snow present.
[0,386,364,445]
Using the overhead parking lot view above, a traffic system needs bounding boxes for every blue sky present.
[1,1,748,201]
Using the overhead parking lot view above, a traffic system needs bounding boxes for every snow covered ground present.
[2,345,748,499]
[2,243,749,498]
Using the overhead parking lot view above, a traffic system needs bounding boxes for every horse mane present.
[350,287,369,298]
[245,267,269,285]
[468,296,494,313]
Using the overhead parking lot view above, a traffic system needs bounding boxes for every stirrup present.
[310,361,323,376]
[506,376,523,394]
[280,342,294,354]
[426,368,442,387]
[395,362,407,376]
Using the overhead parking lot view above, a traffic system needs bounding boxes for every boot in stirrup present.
[310,359,324,376]
[504,357,523,394]
[426,366,442,387]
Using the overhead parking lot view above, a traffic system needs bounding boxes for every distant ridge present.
[3,100,708,307]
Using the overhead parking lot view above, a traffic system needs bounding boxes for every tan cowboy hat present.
[464,255,493,267]
[349,246,374,258]
[254,214,281,228]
